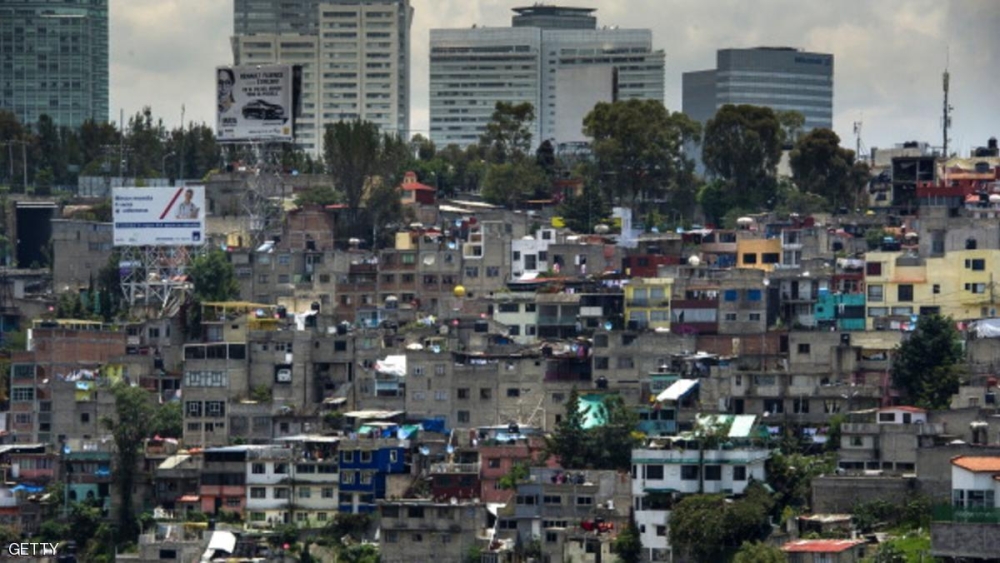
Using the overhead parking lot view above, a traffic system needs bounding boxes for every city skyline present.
[108,0,1000,156]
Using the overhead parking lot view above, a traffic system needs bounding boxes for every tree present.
[591,395,642,472]
[670,482,774,562]
[790,128,857,210]
[557,180,610,234]
[613,511,642,563]
[702,104,784,214]
[324,119,410,222]
[891,314,963,409]
[733,541,786,563]
[294,184,340,208]
[188,249,240,302]
[480,160,549,209]
[151,402,183,438]
[480,101,535,164]
[411,133,436,161]
[103,383,157,542]
[776,110,806,147]
[546,388,589,469]
[583,99,701,210]
[766,452,836,515]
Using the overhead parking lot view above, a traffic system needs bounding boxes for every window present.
[384,531,398,544]
[159,549,178,559]
[298,487,312,498]
[480,388,492,400]
[464,267,479,278]
[966,258,986,271]
[342,472,354,485]
[897,284,914,302]
[733,466,747,481]
[274,488,290,499]
[681,465,699,480]
[252,463,265,474]
[543,495,562,505]
[360,451,372,463]
[724,289,739,302]
[343,450,354,463]
[185,401,202,418]
[617,357,634,369]
[724,312,737,321]
[274,463,288,474]
[594,357,609,370]
[656,525,667,537]
[11,387,34,402]
[794,398,810,414]
[389,450,398,463]
[517,495,537,505]
[868,307,888,317]
[457,388,469,400]
[645,465,664,480]
[250,487,266,499]
[576,496,593,506]
[748,313,761,321]
[797,343,811,354]
[488,459,501,469]
[506,388,520,398]
[878,412,895,422]
[762,253,780,264]
[411,534,423,543]
[866,262,882,276]
[747,289,762,301]
[933,284,941,294]
[546,531,558,543]
[80,413,90,424]
[322,487,334,499]
[457,411,470,423]
[742,254,757,265]
[704,465,722,481]
[867,284,883,302]
[850,436,864,447]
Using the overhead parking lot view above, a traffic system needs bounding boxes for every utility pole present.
[180,104,186,181]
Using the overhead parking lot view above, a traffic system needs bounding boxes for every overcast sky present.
[110,0,1000,156]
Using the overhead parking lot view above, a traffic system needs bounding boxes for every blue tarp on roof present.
[11,485,44,493]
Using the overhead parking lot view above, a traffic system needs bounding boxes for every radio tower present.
[942,57,953,158]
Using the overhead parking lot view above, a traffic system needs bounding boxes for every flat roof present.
[782,539,865,553]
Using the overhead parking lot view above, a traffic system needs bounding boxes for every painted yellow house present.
[864,249,999,329]
[625,278,673,330]
[736,238,782,272]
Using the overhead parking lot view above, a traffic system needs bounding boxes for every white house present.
[630,414,772,562]
[492,293,539,344]
[950,456,1000,509]
[510,229,556,279]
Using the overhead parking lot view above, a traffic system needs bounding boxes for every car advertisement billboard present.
[216,64,294,141]
[113,186,205,246]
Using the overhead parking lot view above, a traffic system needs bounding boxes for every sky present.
[110,0,1000,157]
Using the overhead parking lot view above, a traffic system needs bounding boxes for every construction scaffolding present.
[118,244,201,317]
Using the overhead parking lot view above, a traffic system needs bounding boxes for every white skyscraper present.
[430,6,665,150]
[232,0,413,156]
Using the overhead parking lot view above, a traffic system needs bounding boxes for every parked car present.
[242,99,285,120]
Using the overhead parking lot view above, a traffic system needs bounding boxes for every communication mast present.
[942,59,953,158]
[239,142,287,251]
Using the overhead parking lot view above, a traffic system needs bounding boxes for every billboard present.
[216,64,294,141]
[113,186,205,246]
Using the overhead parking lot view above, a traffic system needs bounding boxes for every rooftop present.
[782,539,865,553]
[952,456,1000,473]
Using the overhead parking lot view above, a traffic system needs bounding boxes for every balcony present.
[537,316,578,327]
[933,504,1000,524]
[430,462,481,474]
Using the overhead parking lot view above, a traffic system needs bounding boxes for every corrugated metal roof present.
[656,379,699,402]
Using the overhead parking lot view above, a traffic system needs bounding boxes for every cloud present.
[109,0,1000,155]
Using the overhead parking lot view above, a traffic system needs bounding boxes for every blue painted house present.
[815,292,866,331]
[338,439,407,514]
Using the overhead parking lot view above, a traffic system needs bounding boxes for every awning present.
[656,379,700,402]
[205,530,237,557]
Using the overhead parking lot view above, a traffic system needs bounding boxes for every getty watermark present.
[5,543,59,557]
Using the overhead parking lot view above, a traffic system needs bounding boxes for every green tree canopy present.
[557,179,611,234]
[103,383,157,543]
[891,314,963,409]
[480,101,535,164]
[481,160,549,209]
[733,541,787,563]
[545,390,641,471]
[613,511,642,563]
[790,128,857,210]
[583,99,701,210]
[670,481,775,562]
[323,119,411,217]
[701,104,784,216]
[189,249,240,302]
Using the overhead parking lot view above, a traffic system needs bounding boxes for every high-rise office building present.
[0,0,109,129]
[430,6,665,149]
[682,47,834,131]
[231,0,412,155]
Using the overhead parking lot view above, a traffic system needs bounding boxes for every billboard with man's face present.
[216,64,294,142]
[113,186,206,246]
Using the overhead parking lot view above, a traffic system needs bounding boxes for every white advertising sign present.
[216,64,294,141]
[113,186,206,246]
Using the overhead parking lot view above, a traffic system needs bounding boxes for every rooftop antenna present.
[852,117,866,164]
[942,47,953,158]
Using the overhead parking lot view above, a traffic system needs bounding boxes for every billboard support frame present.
[118,243,205,317]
